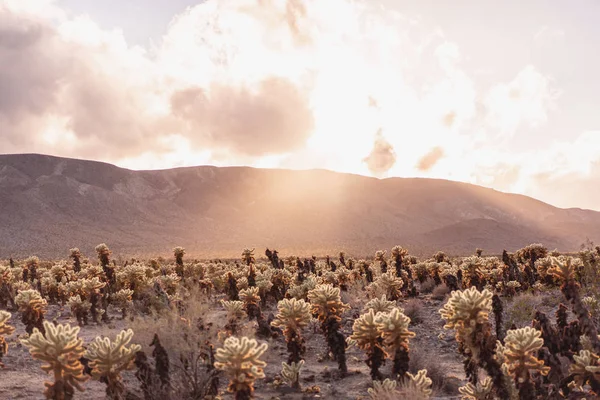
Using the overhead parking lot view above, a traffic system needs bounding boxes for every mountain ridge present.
[1,153,598,258]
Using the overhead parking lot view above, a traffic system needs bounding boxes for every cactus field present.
[1,243,600,399]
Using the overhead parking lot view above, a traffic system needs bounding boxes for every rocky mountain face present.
[1,153,598,258]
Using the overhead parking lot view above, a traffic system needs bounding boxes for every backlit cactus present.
[280,360,304,389]
[440,287,492,334]
[400,369,432,399]
[21,321,87,399]
[239,286,261,319]
[67,295,91,326]
[363,295,396,314]
[568,349,600,394]
[214,336,268,400]
[500,327,549,399]
[368,378,398,400]
[308,284,349,373]
[85,329,141,399]
[271,298,311,363]
[459,376,493,400]
[369,271,403,301]
[15,289,47,334]
[376,307,415,377]
[351,309,386,379]
[0,311,15,367]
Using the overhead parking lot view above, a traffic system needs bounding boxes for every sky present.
[1,0,599,211]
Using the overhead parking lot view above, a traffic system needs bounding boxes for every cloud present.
[170,77,314,156]
[416,146,444,171]
[363,130,396,177]
[0,0,598,210]
[484,65,558,138]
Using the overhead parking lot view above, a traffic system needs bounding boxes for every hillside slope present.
[1,154,598,258]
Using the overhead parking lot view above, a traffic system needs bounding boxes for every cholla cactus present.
[21,321,87,399]
[15,289,47,334]
[363,295,397,314]
[440,287,492,335]
[70,248,82,273]
[82,277,106,324]
[375,250,388,273]
[459,376,493,400]
[116,263,149,295]
[280,360,304,390]
[222,300,246,334]
[307,284,349,322]
[569,349,600,394]
[239,287,261,320]
[111,289,134,319]
[24,256,39,283]
[351,309,386,380]
[0,311,15,367]
[0,265,15,309]
[173,246,185,276]
[271,298,312,363]
[214,336,268,400]
[440,288,508,396]
[376,308,415,377]
[369,272,403,301]
[67,295,91,326]
[95,243,115,288]
[501,327,549,399]
[307,284,349,373]
[550,257,600,352]
[85,329,141,400]
[399,369,432,399]
[368,378,398,400]
[287,275,317,300]
[504,281,521,297]
[241,248,256,266]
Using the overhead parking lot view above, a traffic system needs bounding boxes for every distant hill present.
[0,153,598,258]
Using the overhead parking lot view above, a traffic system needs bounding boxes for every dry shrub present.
[539,288,563,308]
[402,299,423,325]
[505,293,542,329]
[131,289,220,399]
[419,278,436,294]
[432,285,450,301]
[409,346,457,395]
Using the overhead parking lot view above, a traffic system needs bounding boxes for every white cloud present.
[0,0,597,210]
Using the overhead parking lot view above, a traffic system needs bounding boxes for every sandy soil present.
[0,290,473,400]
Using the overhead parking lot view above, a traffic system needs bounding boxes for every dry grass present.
[431,285,450,301]
[409,346,458,395]
[131,289,221,399]
[402,299,424,325]
[505,292,542,329]
[419,278,436,294]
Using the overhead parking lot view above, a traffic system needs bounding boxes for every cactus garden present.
[1,243,600,399]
